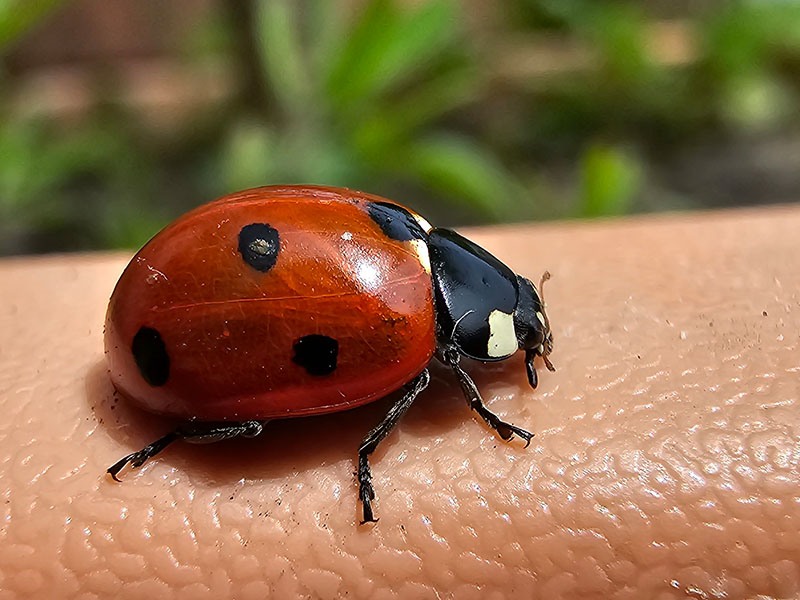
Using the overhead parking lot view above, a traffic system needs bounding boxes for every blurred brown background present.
[2,0,800,255]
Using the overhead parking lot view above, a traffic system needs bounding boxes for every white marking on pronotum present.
[536,311,546,326]
[487,310,517,358]
[410,239,431,274]
[412,212,433,234]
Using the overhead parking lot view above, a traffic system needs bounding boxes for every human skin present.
[1,205,799,599]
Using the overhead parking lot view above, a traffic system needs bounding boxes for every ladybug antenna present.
[538,270,552,333]
[539,270,551,300]
[538,271,555,372]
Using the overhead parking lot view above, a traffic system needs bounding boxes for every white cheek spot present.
[536,311,546,326]
[487,310,517,358]
[410,239,431,274]
[412,213,433,234]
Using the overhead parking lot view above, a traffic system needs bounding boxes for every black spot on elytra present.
[132,327,170,386]
[367,202,427,241]
[239,223,280,272]
[292,335,338,376]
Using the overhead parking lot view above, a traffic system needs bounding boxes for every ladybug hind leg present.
[439,348,534,447]
[358,369,430,524]
[107,420,264,481]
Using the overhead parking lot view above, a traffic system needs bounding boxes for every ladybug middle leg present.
[358,369,430,524]
[439,348,534,447]
[107,420,264,481]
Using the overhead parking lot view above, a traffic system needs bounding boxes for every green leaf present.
[702,3,800,80]
[404,135,521,220]
[98,195,168,250]
[721,72,792,131]
[352,66,478,154]
[578,144,641,217]
[326,0,458,110]
[308,0,348,83]
[0,0,65,49]
[219,119,278,192]
[323,0,397,100]
[254,0,311,116]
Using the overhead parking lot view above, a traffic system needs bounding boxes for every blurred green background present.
[2,0,800,255]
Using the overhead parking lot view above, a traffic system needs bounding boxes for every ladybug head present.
[514,271,555,388]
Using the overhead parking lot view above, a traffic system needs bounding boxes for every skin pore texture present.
[1,205,799,599]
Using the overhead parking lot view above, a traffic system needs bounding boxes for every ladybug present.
[105,185,555,523]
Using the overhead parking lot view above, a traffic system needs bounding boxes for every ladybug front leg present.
[107,420,264,481]
[357,369,430,524]
[439,348,534,447]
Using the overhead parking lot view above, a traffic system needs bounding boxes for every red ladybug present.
[105,185,554,523]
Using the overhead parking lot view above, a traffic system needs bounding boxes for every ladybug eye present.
[238,223,280,272]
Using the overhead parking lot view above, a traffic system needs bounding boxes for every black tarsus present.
[358,369,431,524]
[107,420,264,481]
[440,348,534,447]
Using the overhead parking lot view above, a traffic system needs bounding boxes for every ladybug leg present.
[357,369,430,524]
[440,348,534,447]
[107,420,264,481]
[525,349,538,389]
[107,431,179,481]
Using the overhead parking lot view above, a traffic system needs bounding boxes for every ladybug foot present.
[107,431,179,481]
[357,454,379,524]
[107,452,138,481]
[493,421,534,447]
[107,450,150,481]
[359,488,378,525]
[472,404,534,447]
